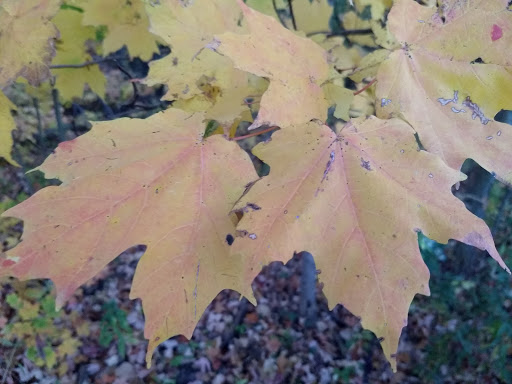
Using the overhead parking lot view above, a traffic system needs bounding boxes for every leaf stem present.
[287,0,297,31]
[49,55,128,69]
[51,87,66,140]
[353,79,377,96]
[272,0,287,28]
[307,29,373,37]
[232,126,279,141]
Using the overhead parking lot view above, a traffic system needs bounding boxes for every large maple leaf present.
[376,0,512,182]
[0,109,258,366]
[213,0,330,129]
[231,117,509,370]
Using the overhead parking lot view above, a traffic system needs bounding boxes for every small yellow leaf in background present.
[350,49,390,83]
[293,0,333,35]
[0,0,60,87]
[52,8,106,101]
[81,0,160,61]
[0,91,18,165]
[19,302,41,321]
[145,0,255,126]
[322,83,354,121]
[245,0,286,22]
[58,330,80,357]
[342,11,376,47]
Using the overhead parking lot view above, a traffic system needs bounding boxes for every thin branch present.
[32,97,44,148]
[51,87,66,140]
[1,341,19,384]
[49,55,129,69]
[232,126,279,141]
[112,59,139,108]
[307,28,373,37]
[243,99,261,106]
[272,0,288,28]
[353,78,377,96]
[50,58,112,69]
[287,0,297,30]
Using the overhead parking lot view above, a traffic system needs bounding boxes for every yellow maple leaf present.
[0,91,18,166]
[0,0,60,87]
[1,108,258,368]
[245,0,332,34]
[81,0,160,61]
[144,0,257,126]
[214,0,329,129]
[51,8,106,101]
[231,117,509,370]
[377,0,512,183]
[342,11,376,47]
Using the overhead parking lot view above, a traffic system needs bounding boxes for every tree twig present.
[232,126,279,141]
[112,59,139,108]
[1,340,19,384]
[272,0,288,28]
[287,0,297,30]
[51,87,66,140]
[32,97,45,148]
[50,58,112,69]
[307,28,373,37]
[353,79,377,96]
[49,55,130,69]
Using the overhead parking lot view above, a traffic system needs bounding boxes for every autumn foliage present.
[0,0,511,371]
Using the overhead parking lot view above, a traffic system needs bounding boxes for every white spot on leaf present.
[381,98,392,107]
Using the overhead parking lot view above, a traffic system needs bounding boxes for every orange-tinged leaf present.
[377,0,512,182]
[214,0,329,129]
[232,116,509,370]
[0,0,60,86]
[1,109,258,367]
